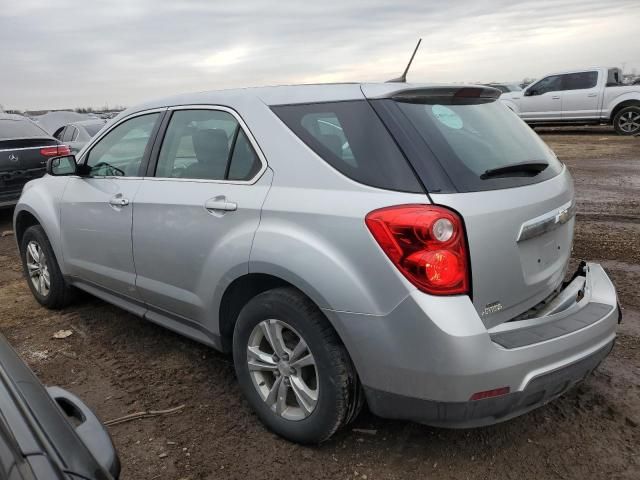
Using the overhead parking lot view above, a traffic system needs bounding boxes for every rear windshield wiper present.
[480,161,548,180]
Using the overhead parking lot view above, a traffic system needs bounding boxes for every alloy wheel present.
[247,319,319,421]
[25,241,50,297]
[618,110,640,133]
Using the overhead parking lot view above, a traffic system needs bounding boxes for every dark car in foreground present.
[0,114,70,208]
[0,331,119,479]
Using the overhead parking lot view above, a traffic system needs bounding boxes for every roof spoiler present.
[388,86,502,103]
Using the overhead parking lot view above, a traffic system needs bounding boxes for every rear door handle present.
[587,93,598,97]
[108,196,129,207]
[205,197,237,212]
[552,96,561,100]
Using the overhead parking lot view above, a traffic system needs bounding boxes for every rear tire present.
[232,287,361,444]
[613,106,640,135]
[20,225,74,309]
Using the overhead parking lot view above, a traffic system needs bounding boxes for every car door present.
[518,75,563,121]
[60,110,163,302]
[560,71,601,119]
[132,106,271,329]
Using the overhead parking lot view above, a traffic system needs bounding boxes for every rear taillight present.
[40,145,71,157]
[365,204,470,295]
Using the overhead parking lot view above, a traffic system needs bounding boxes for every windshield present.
[392,98,563,192]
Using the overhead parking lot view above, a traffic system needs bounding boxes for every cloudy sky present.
[2,0,639,110]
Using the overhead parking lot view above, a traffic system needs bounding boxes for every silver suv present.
[13,84,620,444]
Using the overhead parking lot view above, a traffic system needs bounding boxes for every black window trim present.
[144,105,268,185]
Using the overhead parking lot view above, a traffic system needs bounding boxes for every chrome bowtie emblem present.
[8,153,19,162]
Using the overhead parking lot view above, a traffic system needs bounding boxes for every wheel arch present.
[14,209,41,247]
[13,184,67,274]
[217,271,332,354]
[609,98,640,122]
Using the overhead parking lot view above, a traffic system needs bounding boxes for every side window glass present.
[85,113,159,177]
[156,110,238,180]
[71,127,79,141]
[272,101,422,192]
[227,130,261,180]
[62,126,75,142]
[155,109,262,181]
[562,72,598,90]
[530,75,562,95]
[301,113,356,167]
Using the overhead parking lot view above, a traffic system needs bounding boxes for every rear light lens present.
[365,204,470,295]
[40,145,71,157]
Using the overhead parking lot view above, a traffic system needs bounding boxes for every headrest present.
[193,128,228,164]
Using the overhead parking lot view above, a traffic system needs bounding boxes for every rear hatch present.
[1,118,59,198]
[366,85,574,327]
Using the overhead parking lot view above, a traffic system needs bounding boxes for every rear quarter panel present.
[602,88,640,118]
[250,185,427,316]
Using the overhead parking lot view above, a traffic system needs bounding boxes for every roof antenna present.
[386,38,422,83]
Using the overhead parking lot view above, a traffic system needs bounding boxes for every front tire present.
[613,106,640,135]
[20,225,74,309]
[232,287,361,444]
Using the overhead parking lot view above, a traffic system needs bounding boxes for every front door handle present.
[551,96,561,100]
[587,93,598,97]
[109,196,129,207]
[205,197,237,212]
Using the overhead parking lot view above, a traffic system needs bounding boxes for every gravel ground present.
[0,126,638,480]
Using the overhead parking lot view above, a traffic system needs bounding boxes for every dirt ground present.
[0,126,638,480]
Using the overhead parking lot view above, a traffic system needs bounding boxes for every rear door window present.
[562,71,598,90]
[154,109,262,181]
[272,101,422,192]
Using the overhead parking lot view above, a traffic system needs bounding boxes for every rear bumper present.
[325,262,619,426]
[364,339,614,427]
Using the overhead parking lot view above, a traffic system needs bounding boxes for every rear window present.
[0,119,50,140]
[84,123,104,136]
[272,101,422,193]
[391,96,563,192]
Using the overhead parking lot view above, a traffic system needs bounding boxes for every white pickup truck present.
[500,67,640,135]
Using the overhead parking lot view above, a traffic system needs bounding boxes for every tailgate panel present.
[431,167,575,328]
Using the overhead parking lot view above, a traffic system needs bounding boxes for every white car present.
[500,67,640,135]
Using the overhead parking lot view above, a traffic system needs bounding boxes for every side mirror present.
[524,89,535,97]
[46,155,78,176]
